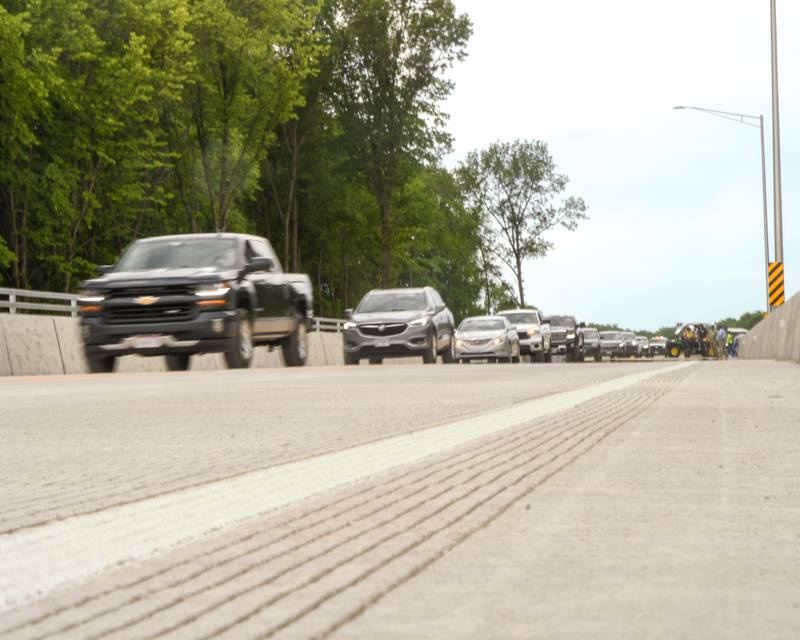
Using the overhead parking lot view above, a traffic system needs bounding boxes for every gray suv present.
[343,287,456,365]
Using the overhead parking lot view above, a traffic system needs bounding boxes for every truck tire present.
[369,357,383,365]
[87,355,116,374]
[165,354,191,371]
[594,352,602,362]
[422,331,438,364]
[344,351,359,366]
[442,331,456,364]
[544,352,552,363]
[282,316,308,367]
[224,311,254,369]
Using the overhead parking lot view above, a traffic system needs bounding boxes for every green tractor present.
[666,323,719,359]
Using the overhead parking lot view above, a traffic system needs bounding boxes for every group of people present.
[677,323,741,359]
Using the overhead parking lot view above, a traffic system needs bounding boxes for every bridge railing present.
[0,287,79,317]
[0,287,345,331]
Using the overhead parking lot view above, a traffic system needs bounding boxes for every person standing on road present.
[727,331,735,356]
[716,326,728,360]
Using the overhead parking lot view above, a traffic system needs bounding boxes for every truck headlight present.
[567,332,576,339]
[409,316,430,327]
[78,290,106,303]
[195,283,231,297]
[527,326,539,336]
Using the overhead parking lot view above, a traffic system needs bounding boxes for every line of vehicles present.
[75,232,737,372]
[342,287,673,365]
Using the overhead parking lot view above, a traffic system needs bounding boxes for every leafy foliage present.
[458,140,587,308]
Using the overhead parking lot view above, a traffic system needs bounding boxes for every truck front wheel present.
[225,311,254,369]
[166,354,191,371]
[282,316,308,367]
[87,355,116,374]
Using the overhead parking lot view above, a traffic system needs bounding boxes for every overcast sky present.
[444,0,800,330]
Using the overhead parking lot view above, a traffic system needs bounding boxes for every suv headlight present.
[195,283,231,298]
[409,316,430,327]
[343,321,357,330]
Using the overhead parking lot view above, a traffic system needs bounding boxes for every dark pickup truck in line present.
[78,233,313,373]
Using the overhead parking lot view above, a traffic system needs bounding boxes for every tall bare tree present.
[458,140,587,307]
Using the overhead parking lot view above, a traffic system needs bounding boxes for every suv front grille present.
[359,323,407,337]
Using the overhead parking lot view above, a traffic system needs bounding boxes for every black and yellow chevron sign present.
[769,261,785,308]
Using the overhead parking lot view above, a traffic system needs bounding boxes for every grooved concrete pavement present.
[1,360,797,639]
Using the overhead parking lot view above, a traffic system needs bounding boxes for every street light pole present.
[759,115,771,311]
[674,105,771,311]
[770,0,784,264]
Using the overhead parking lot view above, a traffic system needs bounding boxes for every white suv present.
[496,309,551,362]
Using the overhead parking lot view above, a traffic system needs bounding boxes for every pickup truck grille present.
[550,330,567,342]
[106,284,194,299]
[104,302,196,325]
[359,323,406,337]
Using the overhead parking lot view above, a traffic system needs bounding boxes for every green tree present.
[179,0,321,232]
[331,0,471,287]
[458,140,587,307]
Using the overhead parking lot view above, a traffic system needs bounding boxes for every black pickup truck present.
[78,233,313,373]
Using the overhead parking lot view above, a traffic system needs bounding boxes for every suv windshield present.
[116,238,239,271]
[358,291,428,313]
[582,329,599,338]
[548,316,575,328]
[600,332,621,341]
[500,312,539,325]
[459,318,505,332]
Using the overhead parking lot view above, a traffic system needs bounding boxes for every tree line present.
[0,0,585,321]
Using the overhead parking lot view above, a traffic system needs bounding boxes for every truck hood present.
[83,267,238,289]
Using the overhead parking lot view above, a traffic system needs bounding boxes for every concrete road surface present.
[1,360,798,638]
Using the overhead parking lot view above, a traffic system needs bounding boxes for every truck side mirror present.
[239,256,273,279]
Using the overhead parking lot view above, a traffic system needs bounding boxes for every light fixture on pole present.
[674,105,772,311]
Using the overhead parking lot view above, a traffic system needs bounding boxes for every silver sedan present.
[454,316,521,363]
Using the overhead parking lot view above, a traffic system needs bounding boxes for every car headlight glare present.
[409,316,430,327]
[195,283,231,298]
[343,321,357,330]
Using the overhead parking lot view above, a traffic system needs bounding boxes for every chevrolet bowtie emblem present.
[134,296,159,305]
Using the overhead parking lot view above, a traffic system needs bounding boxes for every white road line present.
[0,363,693,609]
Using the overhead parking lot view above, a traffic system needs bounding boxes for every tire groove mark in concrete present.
[4,396,618,638]
[145,392,650,640]
[0,368,672,533]
[85,396,622,640]
[316,390,671,639]
[240,392,666,640]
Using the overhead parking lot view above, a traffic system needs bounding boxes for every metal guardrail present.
[311,317,345,333]
[0,286,345,331]
[0,287,79,317]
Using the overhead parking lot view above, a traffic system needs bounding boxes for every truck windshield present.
[548,316,575,328]
[600,332,621,341]
[358,292,429,313]
[459,318,505,332]
[116,238,239,271]
[501,312,539,325]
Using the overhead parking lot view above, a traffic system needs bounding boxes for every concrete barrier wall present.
[0,315,343,376]
[738,290,800,363]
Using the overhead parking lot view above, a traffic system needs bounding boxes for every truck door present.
[248,239,292,336]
